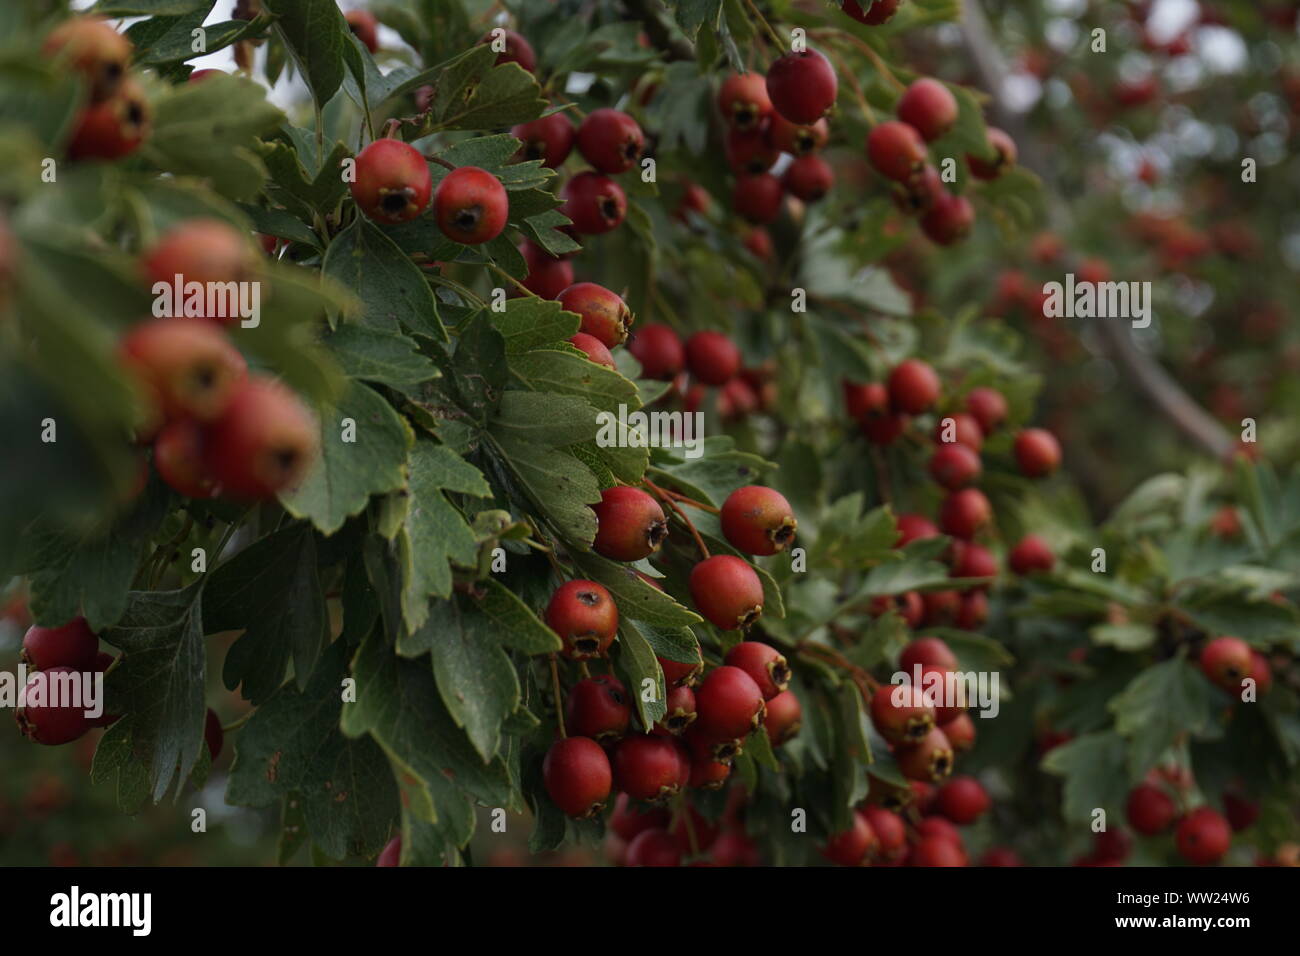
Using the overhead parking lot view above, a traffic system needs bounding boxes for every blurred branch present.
[624,0,695,61]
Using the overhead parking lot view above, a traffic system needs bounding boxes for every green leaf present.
[1091,622,1158,651]
[473,579,563,654]
[615,619,667,729]
[1040,731,1130,822]
[1110,658,1220,775]
[568,551,703,628]
[324,323,440,387]
[483,293,576,355]
[261,0,349,109]
[322,217,447,340]
[426,45,548,131]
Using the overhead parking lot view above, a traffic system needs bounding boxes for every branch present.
[624,0,695,62]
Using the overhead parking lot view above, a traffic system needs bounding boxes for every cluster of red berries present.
[119,219,318,501]
[1199,635,1271,697]
[624,324,773,422]
[45,17,152,161]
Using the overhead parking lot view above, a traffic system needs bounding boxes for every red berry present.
[545,580,618,660]
[870,682,935,744]
[689,753,733,789]
[968,127,1017,179]
[119,317,248,423]
[1009,535,1054,575]
[929,443,981,490]
[732,173,784,224]
[434,166,508,244]
[609,792,670,840]
[627,323,685,380]
[481,29,535,72]
[43,16,132,102]
[766,115,829,156]
[862,806,907,860]
[689,556,764,631]
[205,707,224,761]
[920,193,974,245]
[612,735,688,802]
[893,163,946,215]
[562,172,627,234]
[204,377,318,500]
[742,227,774,261]
[863,408,908,444]
[921,589,961,626]
[897,78,958,142]
[21,619,99,672]
[917,816,964,845]
[1014,427,1062,478]
[68,78,151,161]
[143,219,259,309]
[15,667,91,745]
[659,654,703,688]
[866,121,927,181]
[568,333,616,369]
[763,690,802,746]
[933,412,984,451]
[676,181,712,221]
[653,684,698,736]
[350,138,432,224]
[950,540,997,581]
[935,776,990,824]
[910,835,967,867]
[376,835,401,866]
[954,591,987,630]
[1199,636,1252,693]
[718,73,772,131]
[625,827,681,866]
[822,810,877,866]
[766,49,837,125]
[544,736,613,818]
[964,387,1008,432]
[888,359,941,414]
[895,513,940,547]
[565,675,631,741]
[591,485,668,561]
[1250,651,1272,695]
[576,108,644,174]
[694,665,767,741]
[1222,791,1260,831]
[896,726,954,782]
[154,419,219,498]
[511,112,575,169]
[684,331,741,386]
[939,488,992,539]
[841,0,901,26]
[345,10,379,53]
[721,486,797,556]
[558,282,632,348]
[979,846,1023,866]
[1126,783,1177,835]
[900,638,957,675]
[782,153,834,201]
[940,713,976,751]
[724,642,791,700]
[518,240,574,298]
[726,126,779,175]
[1175,807,1231,865]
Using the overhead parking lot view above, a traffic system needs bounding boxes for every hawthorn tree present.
[0,0,1297,868]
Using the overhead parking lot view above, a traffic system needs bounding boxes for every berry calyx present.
[896,78,958,142]
[935,776,990,824]
[689,556,765,631]
[204,377,318,500]
[627,323,685,380]
[867,121,927,182]
[694,665,767,741]
[1175,807,1231,865]
[1126,783,1177,835]
[511,112,575,169]
[766,114,829,156]
[1009,535,1055,575]
[1014,428,1062,478]
[576,108,644,174]
[929,443,982,490]
[888,359,941,414]
[939,488,993,539]
[43,16,132,102]
[1199,636,1252,693]
[154,419,219,498]
[545,580,618,660]
[685,330,741,386]
[625,828,682,866]
[724,641,791,700]
[968,127,1017,180]
[732,173,784,224]
[654,684,698,736]
[659,653,703,688]
[434,166,509,244]
[558,282,633,348]
[68,77,151,161]
[718,73,772,131]
[591,485,668,561]
[782,153,834,202]
[543,736,613,818]
[920,193,974,246]
[766,49,838,125]
[16,667,91,746]
[562,172,627,234]
[118,317,248,423]
[566,675,631,741]
[871,683,936,744]
[612,734,688,802]
[964,387,1008,433]
[822,810,878,866]
[896,726,955,782]
[350,138,433,224]
[519,240,574,298]
[721,485,797,556]
[726,126,779,175]
[764,690,802,746]
[21,618,99,672]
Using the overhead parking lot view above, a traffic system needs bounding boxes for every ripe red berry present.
[1014,427,1061,478]
[654,684,698,736]
[732,173,784,224]
[939,488,992,539]
[511,112,575,169]
[888,359,941,414]
[893,164,946,215]
[566,675,631,741]
[968,127,1017,179]
[627,323,685,380]
[950,540,997,581]
[562,172,627,234]
[434,166,508,244]
[1126,783,1177,836]
[689,753,733,789]
[766,50,837,125]
[897,78,958,142]
[558,282,632,348]
[763,690,802,745]
[143,219,259,308]
[929,443,981,490]
[1222,790,1260,831]
[910,835,967,867]
[350,138,432,224]
[205,707,224,760]
[659,654,703,688]
[545,580,618,660]
[870,682,935,744]
[901,637,957,673]
[376,836,401,867]
[689,556,764,631]
[1009,535,1054,575]
[43,16,132,102]
[685,330,741,386]
[724,642,791,700]
[518,240,574,298]
[16,667,91,746]
[933,412,984,451]
[591,485,668,561]
[743,227,774,261]
[955,590,988,630]
[1199,636,1252,693]
[921,589,960,626]
[675,181,712,222]
[862,806,906,858]
[721,486,797,556]
[609,792,670,840]
[979,846,1023,866]
[896,513,940,547]
[612,735,688,802]
[568,333,616,369]
[154,419,219,498]
[841,0,901,26]
[935,776,990,824]
[544,736,613,818]
[68,77,150,161]
[940,712,976,751]
[726,126,779,175]
[576,108,644,174]
[920,193,974,245]
[718,73,772,130]
[782,153,834,201]
[1175,807,1232,865]
[867,121,927,182]
[21,618,99,672]
[205,377,318,500]
[1250,651,1272,695]
[695,665,767,741]
[119,317,248,423]
[625,827,682,866]
[964,386,1008,433]
[766,114,829,155]
[896,726,955,782]
[345,10,379,53]
[481,29,535,72]
[822,810,878,866]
